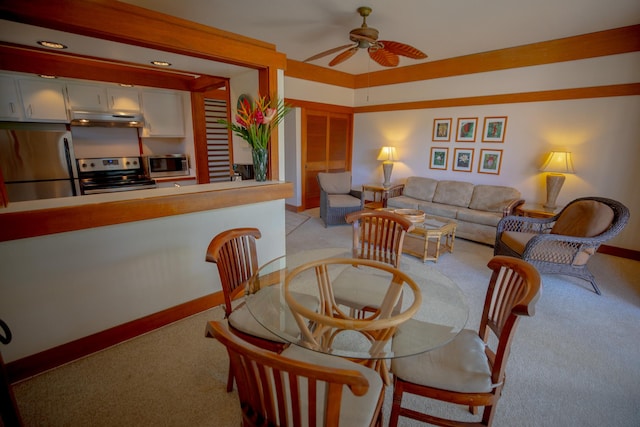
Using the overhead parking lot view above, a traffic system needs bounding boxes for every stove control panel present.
[77,157,142,173]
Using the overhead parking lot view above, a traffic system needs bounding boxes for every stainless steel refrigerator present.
[0,123,79,202]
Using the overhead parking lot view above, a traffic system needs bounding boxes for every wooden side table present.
[362,183,404,210]
[515,203,560,219]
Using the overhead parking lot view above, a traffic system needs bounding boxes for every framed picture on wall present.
[429,147,449,169]
[432,118,452,141]
[482,116,508,142]
[478,149,503,174]
[453,148,474,172]
[456,118,478,142]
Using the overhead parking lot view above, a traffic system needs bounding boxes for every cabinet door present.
[18,79,68,122]
[107,87,140,112]
[0,76,23,120]
[141,90,185,137]
[66,82,107,111]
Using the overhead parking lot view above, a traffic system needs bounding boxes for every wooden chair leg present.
[226,364,234,392]
[389,377,403,427]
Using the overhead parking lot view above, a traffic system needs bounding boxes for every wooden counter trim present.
[6,291,226,383]
[0,182,293,242]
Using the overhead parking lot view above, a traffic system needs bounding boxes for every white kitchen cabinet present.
[18,78,68,122]
[141,89,185,137]
[67,83,140,112]
[0,75,23,120]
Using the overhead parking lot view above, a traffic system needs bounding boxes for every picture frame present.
[453,148,474,172]
[456,118,478,142]
[482,116,507,142]
[432,118,452,141]
[429,147,449,170]
[478,149,503,174]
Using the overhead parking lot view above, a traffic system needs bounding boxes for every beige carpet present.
[10,210,640,426]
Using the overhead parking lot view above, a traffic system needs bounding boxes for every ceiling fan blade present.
[368,47,399,67]
[378,40,428,59]
[304,44,356,62]
[329,46,358,66]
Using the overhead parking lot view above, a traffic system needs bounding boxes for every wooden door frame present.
[288,99,354,210]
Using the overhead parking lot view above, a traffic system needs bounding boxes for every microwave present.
[145,154,189,178]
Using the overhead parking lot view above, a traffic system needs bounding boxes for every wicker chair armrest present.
[496,215,555,234]
[502,199,525,217]
[349,189,364,201]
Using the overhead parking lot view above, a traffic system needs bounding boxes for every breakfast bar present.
[0,180,293,379]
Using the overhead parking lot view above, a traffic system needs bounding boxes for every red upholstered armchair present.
[494,197,629,294]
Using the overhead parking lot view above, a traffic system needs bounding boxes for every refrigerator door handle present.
[63,137,77,196]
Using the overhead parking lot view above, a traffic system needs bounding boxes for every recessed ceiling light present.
[119,84,134,87]
[37,40,67,49]
[38,74,57,79]
[150,61,171,67]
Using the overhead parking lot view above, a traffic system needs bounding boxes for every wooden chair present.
[494,196,629,294]
[332,210,414,315]
[205,228,286,391]
[317,171,365,227]
[389,256,541,427]
[206,320,385,427]
[285,257,422,385]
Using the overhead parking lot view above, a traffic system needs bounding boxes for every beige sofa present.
[387,176,524,245]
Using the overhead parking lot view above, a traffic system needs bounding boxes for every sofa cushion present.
[432,181,475,208]
[417,201,459,219]
[551,200,614,237]
[387,195,420,210]
[318,171,352,194]
[457,208,502,227]
[328,194,362,208]
[402,176,438,202]
[469,185,521,213]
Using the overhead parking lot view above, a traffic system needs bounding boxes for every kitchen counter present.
[0,179,292,372]
[0,180,292,242]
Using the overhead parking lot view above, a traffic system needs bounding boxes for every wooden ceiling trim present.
[356,24,640,88]
[0,0,287,71]
[0,43,220,91]
[285,60,356,88]
[354,83,640,113]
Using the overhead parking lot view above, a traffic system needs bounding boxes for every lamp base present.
[543,173,565,209]
[382,162,394,187]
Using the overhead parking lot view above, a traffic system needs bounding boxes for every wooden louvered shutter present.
[205,97,232,182]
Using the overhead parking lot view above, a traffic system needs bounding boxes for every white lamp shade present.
[377,146,399,162]
[540,151,575,173]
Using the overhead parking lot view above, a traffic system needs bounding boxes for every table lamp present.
[540,151,575,209]
[377,146,398,187]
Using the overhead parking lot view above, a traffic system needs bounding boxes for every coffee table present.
[402,215,457,263]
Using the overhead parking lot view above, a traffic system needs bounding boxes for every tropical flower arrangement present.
[218,93,291,150]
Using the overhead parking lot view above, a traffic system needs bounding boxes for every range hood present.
[70,111,145,128]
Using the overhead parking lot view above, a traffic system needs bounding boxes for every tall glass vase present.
[252,147,268,182]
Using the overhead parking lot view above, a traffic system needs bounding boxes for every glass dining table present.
[244,248,469,365]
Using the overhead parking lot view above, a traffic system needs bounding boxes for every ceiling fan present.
[304,6,427,67]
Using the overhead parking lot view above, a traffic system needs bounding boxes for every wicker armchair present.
[317,171,364,227]
[494,196,630,294]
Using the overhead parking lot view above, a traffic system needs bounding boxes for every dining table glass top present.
[244,248,469,360]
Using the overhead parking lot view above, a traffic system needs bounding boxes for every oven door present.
[146,155,189,178]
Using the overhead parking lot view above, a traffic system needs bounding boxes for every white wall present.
[285,52,640,251]
[0,199,286,362]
